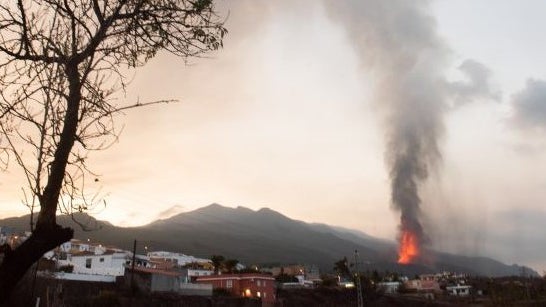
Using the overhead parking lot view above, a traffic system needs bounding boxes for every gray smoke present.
[511,79,546,132]
[215,0,496,260]
[323,0,449,258]
[322,1,498,260]
[450,59,500,106]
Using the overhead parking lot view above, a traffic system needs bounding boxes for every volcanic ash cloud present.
[323,0,448,263]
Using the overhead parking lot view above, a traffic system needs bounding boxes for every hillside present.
[0,204,537,277]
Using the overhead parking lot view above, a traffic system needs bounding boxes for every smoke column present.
[323,0,449,263]
[220,0,494,263]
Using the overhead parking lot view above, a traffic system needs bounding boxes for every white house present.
[180,268,214,283]
[446,284,472,296]
[147,251,211,267]
[59,239,89,253]
[59,238,114,253]
[377,281,402,294]
[58,250,128,276]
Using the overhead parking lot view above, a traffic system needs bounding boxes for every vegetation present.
[333,257,351,279]
[0,0,226,302]
[209,255,245,274]
[89,291,120,307]
[210,254,225,274]
[58,265,74,273]
[469,276,546,306]
[320,274,339,287]
[275,273,299,283]
[224,259,239,274]
[212,288,232,297]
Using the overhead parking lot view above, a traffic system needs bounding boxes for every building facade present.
[147,251,211,267]
[196,273,276,306]
[65,251,127,276]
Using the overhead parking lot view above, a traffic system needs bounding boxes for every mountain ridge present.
[0,204,538,277]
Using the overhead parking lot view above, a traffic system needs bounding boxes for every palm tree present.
[334,257,351,278]
[210,255,225,274]
[224,259,239,274]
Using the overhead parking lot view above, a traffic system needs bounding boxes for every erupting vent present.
[398,230,419,264]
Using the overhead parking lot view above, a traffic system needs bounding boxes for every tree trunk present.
[37,63,82,230]
[0,63,81,304]
[0,226,73,305]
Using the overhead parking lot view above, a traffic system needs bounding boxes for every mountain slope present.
[140,204,383,269]
[0,204,537,277]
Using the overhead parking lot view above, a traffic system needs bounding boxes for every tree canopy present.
[334,257,351,278]
[210,254,225,274]
[0,0,226,226]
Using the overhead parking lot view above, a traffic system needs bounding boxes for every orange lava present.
[398,231,419,264]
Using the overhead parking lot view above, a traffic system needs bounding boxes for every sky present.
[1,0,546,273]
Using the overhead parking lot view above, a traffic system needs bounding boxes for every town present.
[0,0,545,306]
[2,226,545,306]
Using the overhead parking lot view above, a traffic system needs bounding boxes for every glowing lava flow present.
[398,230,419,264]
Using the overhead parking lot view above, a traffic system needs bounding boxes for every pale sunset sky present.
[1,0,545,272]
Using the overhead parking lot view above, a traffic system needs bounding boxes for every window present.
[257,280,261,287]
[264,293,267,298]
[85,258,92,268]
[226,280,233,288]
[99,258,104,262]
[257,291,261,298]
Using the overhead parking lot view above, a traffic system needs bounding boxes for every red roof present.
[196,273,275,281]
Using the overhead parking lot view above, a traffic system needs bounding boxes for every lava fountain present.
[398,230,420,264]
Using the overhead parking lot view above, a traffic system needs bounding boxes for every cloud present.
[510,79,546,132]
[156,205,186,220]
[449,59,500,106]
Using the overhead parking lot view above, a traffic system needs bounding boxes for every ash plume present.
[323,0,449,259]
[511,79,546,132]
[216,0,497,261]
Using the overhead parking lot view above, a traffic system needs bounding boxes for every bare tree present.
[0,0,226,302]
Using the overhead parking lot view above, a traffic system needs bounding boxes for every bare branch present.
[0,1,226,298]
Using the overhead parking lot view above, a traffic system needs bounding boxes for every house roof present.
[196,273,275,281]
[70,250,117,257]
[70,251,95,256]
